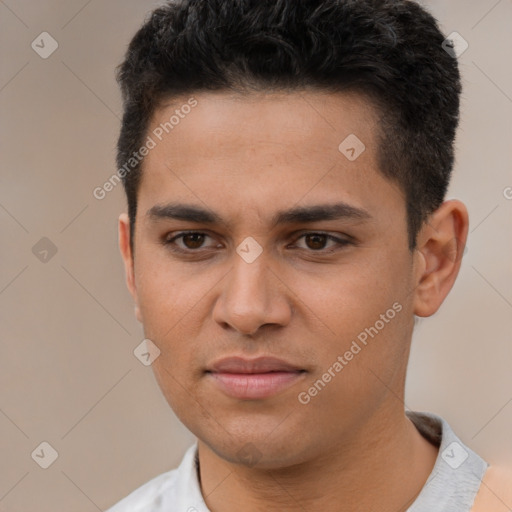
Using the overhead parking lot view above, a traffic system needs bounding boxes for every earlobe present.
[134,304,142,323]
[118,213,142,322]
[412,200,469,317]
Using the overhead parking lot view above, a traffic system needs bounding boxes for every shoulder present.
[105,468,179,512]
[470,465,512,512]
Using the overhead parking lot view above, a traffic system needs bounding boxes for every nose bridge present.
[228,252,271,312]
[214,247,290,335]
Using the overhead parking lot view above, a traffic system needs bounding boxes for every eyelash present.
[162,230,352,255]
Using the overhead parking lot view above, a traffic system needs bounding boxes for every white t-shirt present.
[106,411,488,512]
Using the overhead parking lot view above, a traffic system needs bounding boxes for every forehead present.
[149,89,377,163]
[138,90,404,228]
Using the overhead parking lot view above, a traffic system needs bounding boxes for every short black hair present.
[116,0,461,251]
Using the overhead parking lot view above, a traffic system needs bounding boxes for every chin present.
[198,428,314,470]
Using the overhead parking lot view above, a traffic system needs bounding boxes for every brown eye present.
[304,233,329,250]
[181,233,206,249]
[163,231,217,252]
[292,232,351,253]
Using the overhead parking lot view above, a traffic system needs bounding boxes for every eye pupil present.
[305,234,327,250]
[183,233,205,249]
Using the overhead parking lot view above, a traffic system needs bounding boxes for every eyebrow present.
[146,201,372,228]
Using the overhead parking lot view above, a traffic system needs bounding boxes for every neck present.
[197,406,438,512]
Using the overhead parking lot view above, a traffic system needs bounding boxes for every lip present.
[206,356,306,400]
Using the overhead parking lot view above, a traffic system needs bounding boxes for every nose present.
[212,252,292,336]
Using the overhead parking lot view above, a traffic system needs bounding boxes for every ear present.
[118,213,142,323]
[412,200,469,317]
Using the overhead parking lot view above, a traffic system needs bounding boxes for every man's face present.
[123,90,420,467]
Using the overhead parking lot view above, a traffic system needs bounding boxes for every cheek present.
[133,263,203,396]
[293,252,409,336]
[290,249,413,396]
[135,251,198,334]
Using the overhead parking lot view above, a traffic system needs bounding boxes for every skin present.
[119,89,469,512]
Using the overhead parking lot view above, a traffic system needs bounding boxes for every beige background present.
[1,1,511,510]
